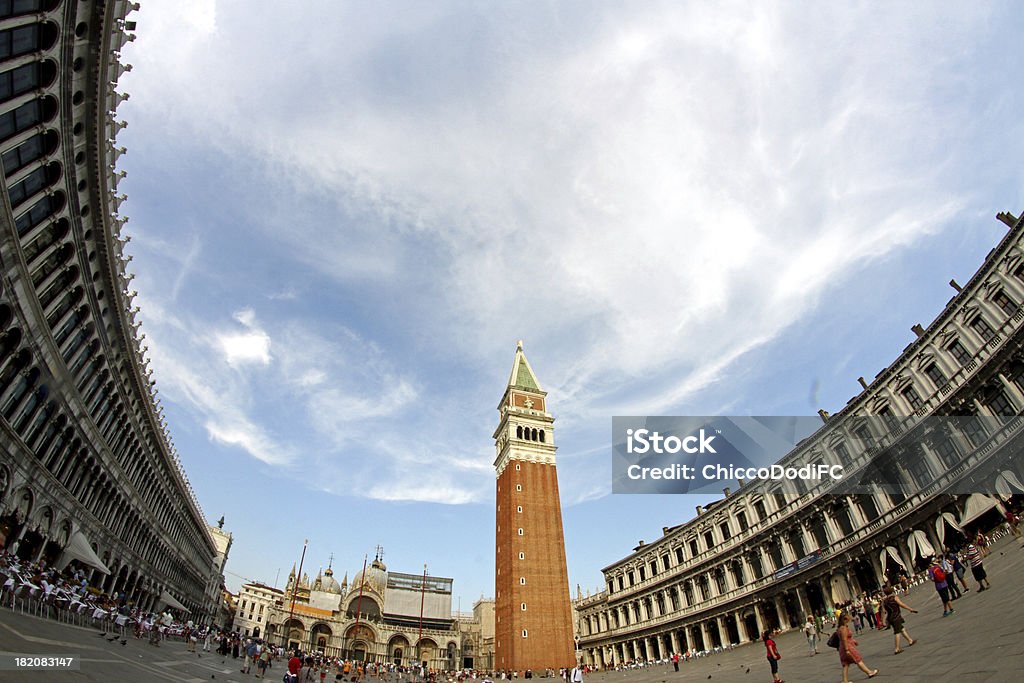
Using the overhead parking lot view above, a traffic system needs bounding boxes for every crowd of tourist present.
[2,518,1020,683]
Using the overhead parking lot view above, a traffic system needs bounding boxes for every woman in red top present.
[837,612,878,681]
[762,630,783,683]
[286,652,302,682]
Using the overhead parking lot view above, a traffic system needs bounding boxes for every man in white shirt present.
[569,664,583,683]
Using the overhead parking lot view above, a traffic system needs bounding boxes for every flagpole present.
[418,564,427,668]
[352,554,367,660]
[286,539,308,651]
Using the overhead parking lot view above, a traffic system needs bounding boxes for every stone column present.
[669,629,680,655]
[716,616,730,647]
[753,604,765,637]
[702,621,716,649]
[997,372,1024,410]
[723,565,737,591]
[740,555,755,584]
[650,634,661,660]
[794,586,810,619]
[775,593,790,629]
[918,442,947,482]
[777,535,796,564]
[846,496,867,528]
[973,397,993,418]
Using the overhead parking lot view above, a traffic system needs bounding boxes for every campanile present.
[493,341,575,674]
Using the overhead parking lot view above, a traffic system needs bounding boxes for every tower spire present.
[507,340,543,392]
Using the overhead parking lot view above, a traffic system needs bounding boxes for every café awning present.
[159,590,189,612]
[959,493,1002,529]
[57,530,111,574]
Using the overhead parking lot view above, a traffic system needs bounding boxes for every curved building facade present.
[576,210,1024,667]
[0,1,217,618]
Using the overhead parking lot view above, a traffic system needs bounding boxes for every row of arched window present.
[515,425,545,442]
[0,8,212,604]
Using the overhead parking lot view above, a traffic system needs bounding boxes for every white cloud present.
[127,3,982,402]
[217,309,272,368]
[119,2,1016,504]
[205,420,287,467]
[135,308,292,467]
[218,331,272,368]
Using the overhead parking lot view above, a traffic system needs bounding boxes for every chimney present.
[723,487,731,498]
[949,279,962,293]
[911,324,925,337]
[857,377,868,390]
[818,409,830,422]
[737,477,745,487]
[996,211,1019,228]
[696,505,704,516]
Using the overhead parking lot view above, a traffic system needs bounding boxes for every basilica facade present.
[261,553,475,670]
[575,210,1024,667]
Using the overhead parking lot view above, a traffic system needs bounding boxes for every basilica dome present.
[319,566,343,594]
[351,556,388,596]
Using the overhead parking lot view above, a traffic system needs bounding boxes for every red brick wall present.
[495,460,575,674]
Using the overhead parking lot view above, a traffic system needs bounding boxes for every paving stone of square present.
[1,537,1023,682]
[584,536,1024,683]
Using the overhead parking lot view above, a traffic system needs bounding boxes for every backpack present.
[827,631,840,649]
[930,566,946,583]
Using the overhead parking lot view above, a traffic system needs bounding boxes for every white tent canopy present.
[906,533,920,562]
[913,529,935,557]
[159,590,188,612]
[935,512,963,546]
[995,470,1024,500]
[830,574,853,604]
[959,493,1003,529]
[1001,470,1024,492]
[57,530,111,574]
[880,546,907,574]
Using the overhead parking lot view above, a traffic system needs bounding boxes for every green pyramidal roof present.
[508,341,543,392]
[515,357,539,390]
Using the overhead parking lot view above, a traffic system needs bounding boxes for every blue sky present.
[114,1,1024,605]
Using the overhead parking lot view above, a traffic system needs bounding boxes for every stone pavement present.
[0,610,272,682]
[1,537,1023,682]
[586,536,1024,683]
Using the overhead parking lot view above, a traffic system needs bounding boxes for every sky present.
[113,1,1024,607]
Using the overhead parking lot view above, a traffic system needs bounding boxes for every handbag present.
[827,631,840,649]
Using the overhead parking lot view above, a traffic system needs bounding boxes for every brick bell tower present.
[493,341,575,674]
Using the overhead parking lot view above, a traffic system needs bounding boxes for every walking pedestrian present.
[949,549,970,593]
[964,543,992,591]
[927,557,955,617]
[1005,509,1020,540]
[881,585,917,654]
[974,531,989,557]
[836,612,878,682]
[941,555,960,600]
[762,630,783,683]
[802,615,818,656]
[671,652,679,672]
